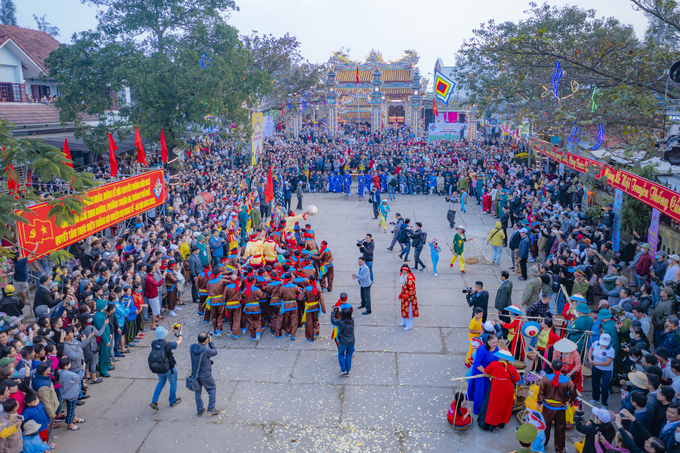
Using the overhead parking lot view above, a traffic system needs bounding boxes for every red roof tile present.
[0,103,97,127]
[0,25,61,73]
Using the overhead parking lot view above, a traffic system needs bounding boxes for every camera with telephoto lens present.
[356,239,366,247]
[462,287,474,294]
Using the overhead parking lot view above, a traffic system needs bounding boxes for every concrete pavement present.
[55,190,614,452]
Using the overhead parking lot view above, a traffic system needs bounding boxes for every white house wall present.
[0,45,22,83]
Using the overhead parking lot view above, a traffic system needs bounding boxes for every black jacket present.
[360,240,375,262]
[190,342,219,380]
[409,229,425,248]
[467,290,489,322]
[330,313,355,346]
[0,296,24,317]
[33,286,59,315]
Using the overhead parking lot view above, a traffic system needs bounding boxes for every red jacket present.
[144,274,164,298]
[635,253,653,276]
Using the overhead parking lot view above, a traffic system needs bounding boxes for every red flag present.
[108,132,118,177]
[160,129,168,163]
[135,126,145,165]
[356,66,360,84]
[281,102,284,117]
[62,138,73,168]
[432,98,439,119]
[6,164,18,199]
[264,168,274,203]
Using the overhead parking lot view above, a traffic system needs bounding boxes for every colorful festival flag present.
[432,98,439,119]
[62,138,73,168]
[108,133,118,177]
[135,126,145,165]
[356,66,360,85]
[160,129,168,163]
[433,69,455,104]
[265,168,274,203]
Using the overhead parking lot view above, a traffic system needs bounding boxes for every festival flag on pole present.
[134,126,145,165]
[432,98,439,120]
[356,66,360,84]
[433,69,455,104]
[160,129,168,163]
[62,138,73,168]
[280,102,284,117]
[108,132,118,177]
[6,164,19,199]
[265,168,274,203]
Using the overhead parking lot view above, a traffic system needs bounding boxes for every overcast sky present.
[17,0,649,79]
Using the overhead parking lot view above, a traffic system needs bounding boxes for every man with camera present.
[465,281,489,322]
[358,234,375,282]
[189,332,219,417]
[387,213,404,252]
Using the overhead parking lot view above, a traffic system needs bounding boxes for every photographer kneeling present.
[465,281,489,323]
[357,234,375,282]
[190,332,219,416]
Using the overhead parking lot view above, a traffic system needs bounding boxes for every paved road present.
[56,191,611,452]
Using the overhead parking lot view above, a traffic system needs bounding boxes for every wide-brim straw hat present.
[628,371,648,389]
[553,338,577,354]
[494,349,515,361]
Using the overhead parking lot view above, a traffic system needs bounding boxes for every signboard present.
[428,123,464,142]
[16,169,167,261]
[251,112,263,166]
[529,137,680,224]
[263,116,274,138]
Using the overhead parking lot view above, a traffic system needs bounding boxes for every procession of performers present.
[455,291,590,447]
[195,210,335,342]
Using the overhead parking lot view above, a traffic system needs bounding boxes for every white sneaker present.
[174,307,182,311]
[434,273,438,276]
[404,326,412,331]
[168,311,177,317]
[399,322,406,326]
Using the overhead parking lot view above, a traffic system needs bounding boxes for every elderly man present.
[522,266,542,308]
[652,287,675,347]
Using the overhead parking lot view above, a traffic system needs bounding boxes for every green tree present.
[242,32,323,115]
[0,0,16,26]
[0,120,98,258]
[454,2,677,157]
[33,14,59,37]
[46,0,271,153]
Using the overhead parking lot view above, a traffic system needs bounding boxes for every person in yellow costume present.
[285,211,306,233]
[450,226,473,274]
[243,232,265,269]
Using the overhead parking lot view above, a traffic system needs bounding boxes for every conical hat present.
[553,338,577,353]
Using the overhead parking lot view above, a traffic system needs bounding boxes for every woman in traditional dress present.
[398,265,419,331]
[477,349,521,432]
[496,305,526,361]
[93,299,112,378]
[466,307,485,367]
[467,333,498,414]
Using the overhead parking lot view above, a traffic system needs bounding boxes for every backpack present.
[397,226,408,243]
[148,340,170,374]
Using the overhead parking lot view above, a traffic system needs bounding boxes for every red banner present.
[530,138,680,223]
[16,169,167,260]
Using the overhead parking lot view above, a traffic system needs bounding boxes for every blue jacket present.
[518,236,530,259]
[23,402,50,432]
[21,434,51,453]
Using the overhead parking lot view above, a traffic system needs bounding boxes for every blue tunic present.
[467,346,498,414]
[358,175,365,196]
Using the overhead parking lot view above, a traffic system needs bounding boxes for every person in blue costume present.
[358,173,365,197]
[466,333,498,415]
[344,173,351,197]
